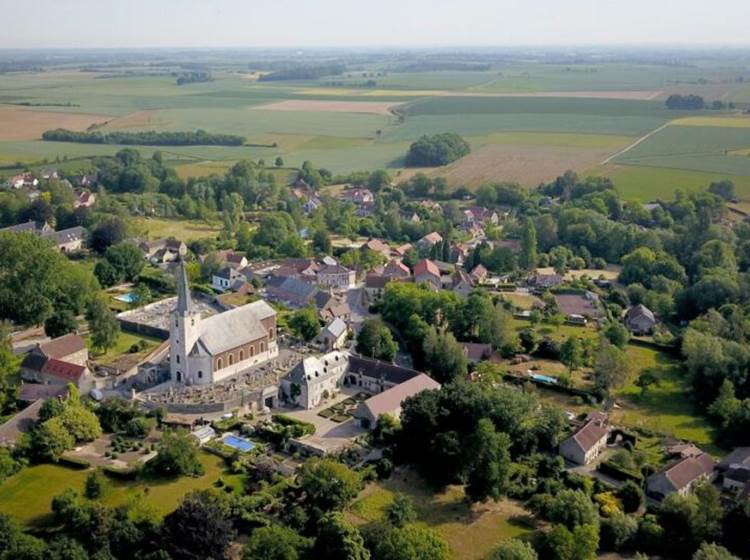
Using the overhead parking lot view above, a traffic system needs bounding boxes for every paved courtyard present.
[278,387,366,454]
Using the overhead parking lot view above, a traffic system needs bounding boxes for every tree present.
[465,418,511,502]
[298,458,363,513]
[244,525,311,560]
[490,539,538,560]
[85,469,104,499]
[288,307,319,342]
[0,513,46,560]
[478,303,520,357]
[386,494,417,528]
[32,416,75,461]
[422,327,468,383]
[520,218,537,271]
[544,489,599,530]
[275,156,284,168]
[44,309,78,339]
[603,322,630,349]
[405,133,470,167]
[312,228,332,255]
[85,297,120,353]
[722,499,750,557]
[47,536,88,560]
[90,216,127,253]
[707,180,735,201]
[692,543,739,560]
[615,481,644,513]
[374,525,450,560]
[600,511,637,551]
[313,512,370,560]
[368,170,392,192]
[162,490,235,560]
[105,243,144,282]
[357,319,398,362]
[593,342,629,393]
[149,430,204,477]
[93,260,118,288]
[560,336,584,372]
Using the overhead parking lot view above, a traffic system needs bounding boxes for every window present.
[269,328,275,340]
[175,319,179,328]
[217,358,223,370]
[260,342,265,352]
[239,350,244,361]
[198,371,202,379]
[176,355,180,364]
[250,345,255,357]
[229,354,234,366]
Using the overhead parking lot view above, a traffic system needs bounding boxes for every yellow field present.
[174,160,236,179]
[670,116,750,128]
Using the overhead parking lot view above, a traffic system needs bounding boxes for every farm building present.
[646,452,715,500]
[624,304,656,334]
[414,259,441,290]
[559,417,609,466]
[320,317,348,351]
[353,374,441,429]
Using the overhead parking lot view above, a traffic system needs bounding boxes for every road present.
[345,287,371,334]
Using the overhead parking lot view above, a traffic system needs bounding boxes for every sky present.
[0,0,749,49]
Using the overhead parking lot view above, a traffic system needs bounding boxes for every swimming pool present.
[531,373,558,384]
[222,434,255,453]
[114,292,137,304]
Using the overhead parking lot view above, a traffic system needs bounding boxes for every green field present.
[0,452,242,527]
[350,468,533,560]
[131,217,223,241]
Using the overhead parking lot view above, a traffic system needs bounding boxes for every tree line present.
[42,128,245,146]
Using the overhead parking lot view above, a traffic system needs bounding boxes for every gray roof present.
[267,275,318,301]
[286,351,348,385]
[42,226,86,245]
[626,304,656,324]
[324,317,348,339]
[355,373,440,420]
[0,220,40,234]
[175,260,194,314]
[348,355,422,385]
[192,300,275,356]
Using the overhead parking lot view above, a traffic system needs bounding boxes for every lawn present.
[85,331,162,369]
[131,217,223,241]
[0,452,243,527]
[349,468,534,560]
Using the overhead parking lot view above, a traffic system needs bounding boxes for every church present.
[170,261,278,385]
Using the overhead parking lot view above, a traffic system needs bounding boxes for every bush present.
[405,132,470,167]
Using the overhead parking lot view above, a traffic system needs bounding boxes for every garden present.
[317,392,369,423]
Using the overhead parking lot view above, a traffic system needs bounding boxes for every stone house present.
[646,452,715,500]
[559,417,609,465]
[353,374,440,429]
[624,304,657,335]
[317,264,356,290]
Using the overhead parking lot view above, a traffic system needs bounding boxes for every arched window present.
[239,350,244,361]
[250,345,255,357]
[229,354,234,366]
[176,371,182,382]
[198,371,203,379]
[260,342,265,353]
[176,355,180,364]
[269,328,275,340]
[217,358,223,370]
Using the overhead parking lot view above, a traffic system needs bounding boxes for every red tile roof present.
[414,259,440,278]
[41,358,86,382]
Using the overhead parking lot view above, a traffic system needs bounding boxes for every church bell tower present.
[170,260,201,384]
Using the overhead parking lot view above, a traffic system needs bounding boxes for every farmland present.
[1,57,750,196]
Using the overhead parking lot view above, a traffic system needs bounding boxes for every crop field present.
[1,66,750,194]
[131,217,223,240]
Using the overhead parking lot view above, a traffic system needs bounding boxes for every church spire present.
[176,259,193,314]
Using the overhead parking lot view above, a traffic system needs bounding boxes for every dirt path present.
[600,122,671,165]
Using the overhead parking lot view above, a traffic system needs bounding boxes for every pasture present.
[350,468,534,560]
[131,217,223,240]
[0,452,243,527]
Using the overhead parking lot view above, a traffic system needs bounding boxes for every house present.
[169,262,278,386]
[0,220,52,235]
[43,226,87,253]
[342,187,374,205]
[315,291,352,323]
[265,275,318,308]
[382,259,410,279]
[79,174,98,189]
[5,172,38,189]
[215,250,248,269]
[20,333,92,393]
[717,447,750,493]
[417,231,443,251]
[624,304,656,335]
[282,351,350,409]
[74,190,96,208]
[646,452,715,500]
[318,264,356,290]
[413,259,441,290]
[451,269,474,297]
[448,244,466,265]
[463,206,499,226]
[559,417,609,465]
[18,382,68,403]
[139,238,187,263]
[394,243,413,257]
[353,374,440,429]
[302,196,322,215]
[29,333,88,366]
[528,273,564,290]
[460,342,493,364]
[40,168,59,180]
[345,355,422,393]
[273,258,320,280]
[321,317,348,351]
[555,292,602,322]
[362,239,391,258]
[364,274,390,303]
[212,266,243,292]
[470,264,488,284]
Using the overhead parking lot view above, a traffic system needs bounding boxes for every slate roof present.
[0,399,45,447]
[365,274,390,289]
[42,226,86,245]
[625,304,656,325]
[718,447,750,471]
[324,317,348,339]
[19,383,68,402]
[20,352,48,372]
[286,351,348,385]
[266,275,318,302]
[192,300,275,356]
[356,373,440,420]
[348,355,422,384]
[0,220,40,234]
[38,333,86,359]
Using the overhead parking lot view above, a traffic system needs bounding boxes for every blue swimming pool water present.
[223,435,255,452]
[531,373,558,384]
[114,292,137,303]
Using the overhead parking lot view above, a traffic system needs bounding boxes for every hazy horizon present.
[1,0,749,50]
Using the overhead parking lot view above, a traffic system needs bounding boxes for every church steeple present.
[176,259,193,315]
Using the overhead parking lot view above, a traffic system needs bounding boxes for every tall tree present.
[161,490,235,560]
[312,512,370,560]
[357,319,398,362]
[465,418,511,502]
[520,217,538,271]
[85,297,120,353]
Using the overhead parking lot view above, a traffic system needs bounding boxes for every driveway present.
[345,287,372,334]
